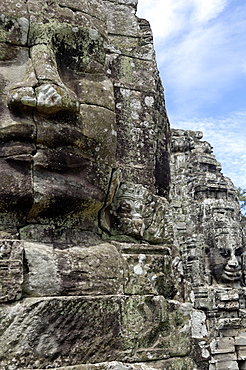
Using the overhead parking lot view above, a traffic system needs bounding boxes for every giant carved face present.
[0,1,116,230]
[208,230,244,285]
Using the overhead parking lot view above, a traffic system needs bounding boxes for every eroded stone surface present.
[0,240,23,302]
[0,295,191,369]
[0,0,117,231]
[22,241,124,296]
[0,1,245,370]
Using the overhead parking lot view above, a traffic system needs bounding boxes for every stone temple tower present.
[0,1,245,369]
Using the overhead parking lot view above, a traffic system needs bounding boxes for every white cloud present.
[191,0,227,23]
[158,22,245,116]
[137,0,187,39]
[138,0,246,117]
[137,0,228,39]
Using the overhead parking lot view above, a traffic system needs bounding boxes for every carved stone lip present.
[33,148,90,171]
[0,142,36,157]
[221,269,242,281]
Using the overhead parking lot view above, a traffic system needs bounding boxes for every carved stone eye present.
[220,248,230,258]
[235,247,243,256]
[118,202,131,213]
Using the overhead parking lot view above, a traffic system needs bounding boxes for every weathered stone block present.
[219,328,240,337]
[210,337,235,354]
[107,35,155,60]
[56,0,105,19]
[74,76,115,111]
[111,56,156,91]
[211,360,239,370]
[2,1,26,15]
[218,318,241,330]
[212,352,237,361]
[79,104,117,165]
[0,294,192,368]
[104,2,139,36]
[237,346,246,360]
[108,0,138,8]
[23,241,124,296]
[0,10,29,40]
[0,141,35,158]
[0,46,31,90]
[114,88,157,180]
[19,358,196,370]
[121,246,175,297]
[122,295,191,362]
[217,290,240,302]
[191,310,208,339]
[20,225,103,245]
[28,1,106,37]
[0,296,123,368]
[217,300,240,310]
[235,334,246,345]
[30,44,63,85]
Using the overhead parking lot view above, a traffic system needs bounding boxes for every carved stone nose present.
[228,254,239,268]
[36,84,79,114]
[8,84,79,115]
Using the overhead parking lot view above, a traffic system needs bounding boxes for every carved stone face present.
[109,182,170,244]
[0,2,116,228]
[208,232,244,285]
[111,183,148,238]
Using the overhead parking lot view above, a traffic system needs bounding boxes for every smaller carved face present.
[208,233,244,284]
[111,184,148,238]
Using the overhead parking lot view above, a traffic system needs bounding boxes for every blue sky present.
[137,0,246,189]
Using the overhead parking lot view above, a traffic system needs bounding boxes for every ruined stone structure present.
[0,1,245,369]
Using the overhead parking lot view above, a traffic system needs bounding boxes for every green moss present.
[0,14,15,42]
[28,22,105,71]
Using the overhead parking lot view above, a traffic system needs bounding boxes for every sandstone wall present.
[0,1,245,370]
